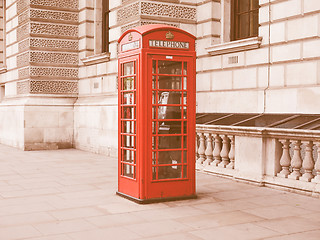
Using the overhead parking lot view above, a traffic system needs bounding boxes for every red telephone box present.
[117,24,196,203]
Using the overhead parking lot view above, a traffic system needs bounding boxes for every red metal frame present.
[117,25,196,203]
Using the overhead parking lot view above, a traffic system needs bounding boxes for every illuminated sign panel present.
[121,40,140,51]
[149,40,189,49]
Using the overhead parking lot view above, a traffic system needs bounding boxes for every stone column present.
[1,0,79,150]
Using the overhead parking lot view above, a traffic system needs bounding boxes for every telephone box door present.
[146,54,195,199]
[118,55,139,198]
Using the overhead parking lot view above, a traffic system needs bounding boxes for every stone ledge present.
[0,66,7,74]
[206,37,263,56]
[81,52,111,66]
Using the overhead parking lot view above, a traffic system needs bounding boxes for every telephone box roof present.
[118,24,196,43]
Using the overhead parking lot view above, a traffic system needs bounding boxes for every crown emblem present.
[166,31,174,39]
[128,33,133,41]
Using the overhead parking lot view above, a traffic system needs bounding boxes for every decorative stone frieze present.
[29,38,79,51]
[141,21,178,28]
[117,2,140,24]
[29,67,78,78]
[29,80,78,94]
[117,1,196,25]
[140,2,196,21]
[121,21,179,33]
[30,9,79,22]
[30,0,78,10]
[30,52,78,65]
[17,51,78,67]
[121,22,140,34]
[17,80,78,94]
[30,22,78,37]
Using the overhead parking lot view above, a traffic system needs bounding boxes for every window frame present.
[231,0,259,41]
[102,0,109,53]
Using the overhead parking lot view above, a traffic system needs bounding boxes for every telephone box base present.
[116,191,197,204]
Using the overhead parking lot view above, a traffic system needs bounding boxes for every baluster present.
[300,141,315,182]
[277,139,291,178]
[227,135,235,169]
[218,135,230,168]
[197,132,206,164]
[312,142,320,183]
[288,140,302,180]
[212,134,222,166]
[204,133,214,165]
[195,133,199,160]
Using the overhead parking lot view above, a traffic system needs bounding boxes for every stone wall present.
[196,0,320,114]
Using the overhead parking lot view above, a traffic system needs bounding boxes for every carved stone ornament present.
[166,31,174,39]
[128,33,133,41]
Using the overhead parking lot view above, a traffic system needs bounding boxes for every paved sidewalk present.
[0,144,319,240]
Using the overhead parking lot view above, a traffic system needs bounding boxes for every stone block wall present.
[196,0,320,114]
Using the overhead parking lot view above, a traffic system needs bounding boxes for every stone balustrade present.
[196,124,320,196]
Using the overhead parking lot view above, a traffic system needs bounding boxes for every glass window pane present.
[183,136,187,148]
[122,121,135,134]
[239,0,250,13]
[122,106,135,119]
[183,62,187,75]
[250,11,259,36]
[122,150,135,163]
[158,106,181,119]
[183,165,187,178]
[158,76,181,89]
[152,121,157,134]
[122,135,135,149]
[158,165,182,179]
[158,136,182,149]
[123,77,135,90]
[183,77,187,90]
[183,92,187,105]
[183,107,187,119]
[158,150,182,164]
[183,151,187,163]
[158,61,182,75]
[122,92,135,105]
[183,121,187,134]
[251,0,259,10]
[123,62,134,76]
[158,122,182,134]
[158,91,182,105]
[239,13,250,39]
[152,167,157,180]
[122,164,135,178]
[152,136,157,150]
[152,75,156,89]
[152,60,156,74]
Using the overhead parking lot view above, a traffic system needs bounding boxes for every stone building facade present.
[0,0,319,155]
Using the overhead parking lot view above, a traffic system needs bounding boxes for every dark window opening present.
[102,0,109,52]
[231,0,259,41]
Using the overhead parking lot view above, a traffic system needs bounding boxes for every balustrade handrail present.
[196,124,320,140]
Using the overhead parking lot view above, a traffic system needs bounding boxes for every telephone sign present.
[117,24,196,203]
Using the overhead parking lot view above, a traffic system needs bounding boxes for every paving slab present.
[0,144,319,240]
